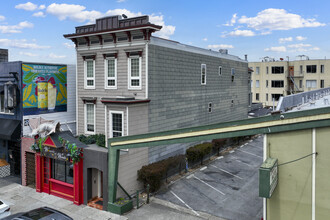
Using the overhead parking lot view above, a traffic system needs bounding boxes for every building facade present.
[64,15,250,198]
[249,58,330,107]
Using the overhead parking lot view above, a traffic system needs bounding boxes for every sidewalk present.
[0,176,126,220]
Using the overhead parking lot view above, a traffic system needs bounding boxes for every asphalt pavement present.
[156,135,264,220]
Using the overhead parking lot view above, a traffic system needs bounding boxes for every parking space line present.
[236,149,263,158]
[229,150,235,153]
[200,166,207,171]
[216,156,224,160]
[170,190,200,216]
[193,175,225,195]
[210,165,243,180]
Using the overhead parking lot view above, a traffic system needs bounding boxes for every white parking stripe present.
[236,149,263,158]
[210,165,243,180]
[193,175,225,195]
[217,156,224,160]
[229,150,235,153]
[170,190,200,216]
[200,166,207,171]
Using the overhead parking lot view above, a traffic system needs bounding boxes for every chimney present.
[245,54,248,61]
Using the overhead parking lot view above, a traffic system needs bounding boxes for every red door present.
[42,157,51,193]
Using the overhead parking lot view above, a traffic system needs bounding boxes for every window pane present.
[112,113,122,137]
[66,161,73,184]
[86,104,94,132]
[87,80,94,86]
[131,58,139,77]
[108,80,115,86]
[131,79,139,86]
[52,159,65,182]
[108,59,115,77]
[0,91,4,112]
[87,61,94,77]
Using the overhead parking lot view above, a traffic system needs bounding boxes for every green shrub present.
[96,134,106,148]
[137,155,184,192]
[186,142,212,165]
[212,139,227,155]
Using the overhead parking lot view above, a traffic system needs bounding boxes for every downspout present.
[263,134,267,220]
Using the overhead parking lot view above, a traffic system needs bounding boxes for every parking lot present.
[156,135,264,220]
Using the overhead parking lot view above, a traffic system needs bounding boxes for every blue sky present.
[1,0,329,64]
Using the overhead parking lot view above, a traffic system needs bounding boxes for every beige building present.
[249,58,330,107]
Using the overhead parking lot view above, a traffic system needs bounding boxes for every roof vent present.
[219,49,228,54]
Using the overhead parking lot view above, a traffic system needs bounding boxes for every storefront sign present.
[22,63,67,115]
[42,146,68,161]
[259,158,278,198]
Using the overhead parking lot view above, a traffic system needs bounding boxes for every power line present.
[277,152,317,167]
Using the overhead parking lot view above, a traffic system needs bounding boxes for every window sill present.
[128,87,142,90]
[84,87,96,90]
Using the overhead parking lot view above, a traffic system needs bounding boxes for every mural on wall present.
[22,63,67,115]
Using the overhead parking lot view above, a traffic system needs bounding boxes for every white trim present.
[84,103,96,135]
[105,105,108,148]
[145,42,149,98]
[201,64,206,85]
[312,128,316,220]
[128,56,142,90]
[104,57,117,89]
[84,59,95,89]
[126,106,129,136]
[109,110,124,138]
[76,55,78,135]
[263,134,267,220]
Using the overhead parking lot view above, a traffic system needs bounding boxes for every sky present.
[0,0,329,64]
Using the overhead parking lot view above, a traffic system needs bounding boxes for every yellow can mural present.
[22,63,67,115]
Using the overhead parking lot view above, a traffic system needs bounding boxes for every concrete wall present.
[147,43,249,162]
[266,126,330,219]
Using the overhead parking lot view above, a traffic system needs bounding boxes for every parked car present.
[0,200,11,219]
[2,207,72,220]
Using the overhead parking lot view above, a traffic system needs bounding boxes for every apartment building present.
[64,15,250,198]
[249,57,330,107]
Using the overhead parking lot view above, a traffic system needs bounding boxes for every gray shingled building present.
[64,15,250,204]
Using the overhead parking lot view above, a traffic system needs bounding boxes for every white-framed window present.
[231,68,235,82]
[109,111,124,138]
[208,102,212,113]
[85,103,95,134]
[201,64,206,85]
[321,65,324,73]
[105,57,117,89]
[218,66,222,76]
[84,59,95,89]
[256,80,260,88]
[256,67,260,74]
[251,80,253,88]
[128,56,142,89]
[306,80,317,88]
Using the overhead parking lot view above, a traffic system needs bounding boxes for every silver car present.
[0,200,11,219]
[2,207,72,220]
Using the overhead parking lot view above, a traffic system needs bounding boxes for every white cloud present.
[223,29,255,37]
[0,38,50,49]
[39,5,46,10]
[33,12,45,17]
[264,46,287,52]
[106,9,175,39]
[19,51,38,57]
[63,42,75,48]
[207,44,234,49]
[279,37,293,43]
[46,3,102,23]
[15,2,38,11]
[117,0,126,2]
[224,13,237,26]
[287,43,319,52]
[49,53,66,59]
[238,8,325,31]
[202,38,208,41]
[296,36,307,41]
[0,21,34,34]
[0,15,5,21]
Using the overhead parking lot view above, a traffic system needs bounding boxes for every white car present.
[0,200,10,219]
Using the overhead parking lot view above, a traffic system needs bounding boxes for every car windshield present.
[22,208,53,220]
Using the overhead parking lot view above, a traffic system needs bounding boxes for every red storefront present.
[34,131,84,205]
